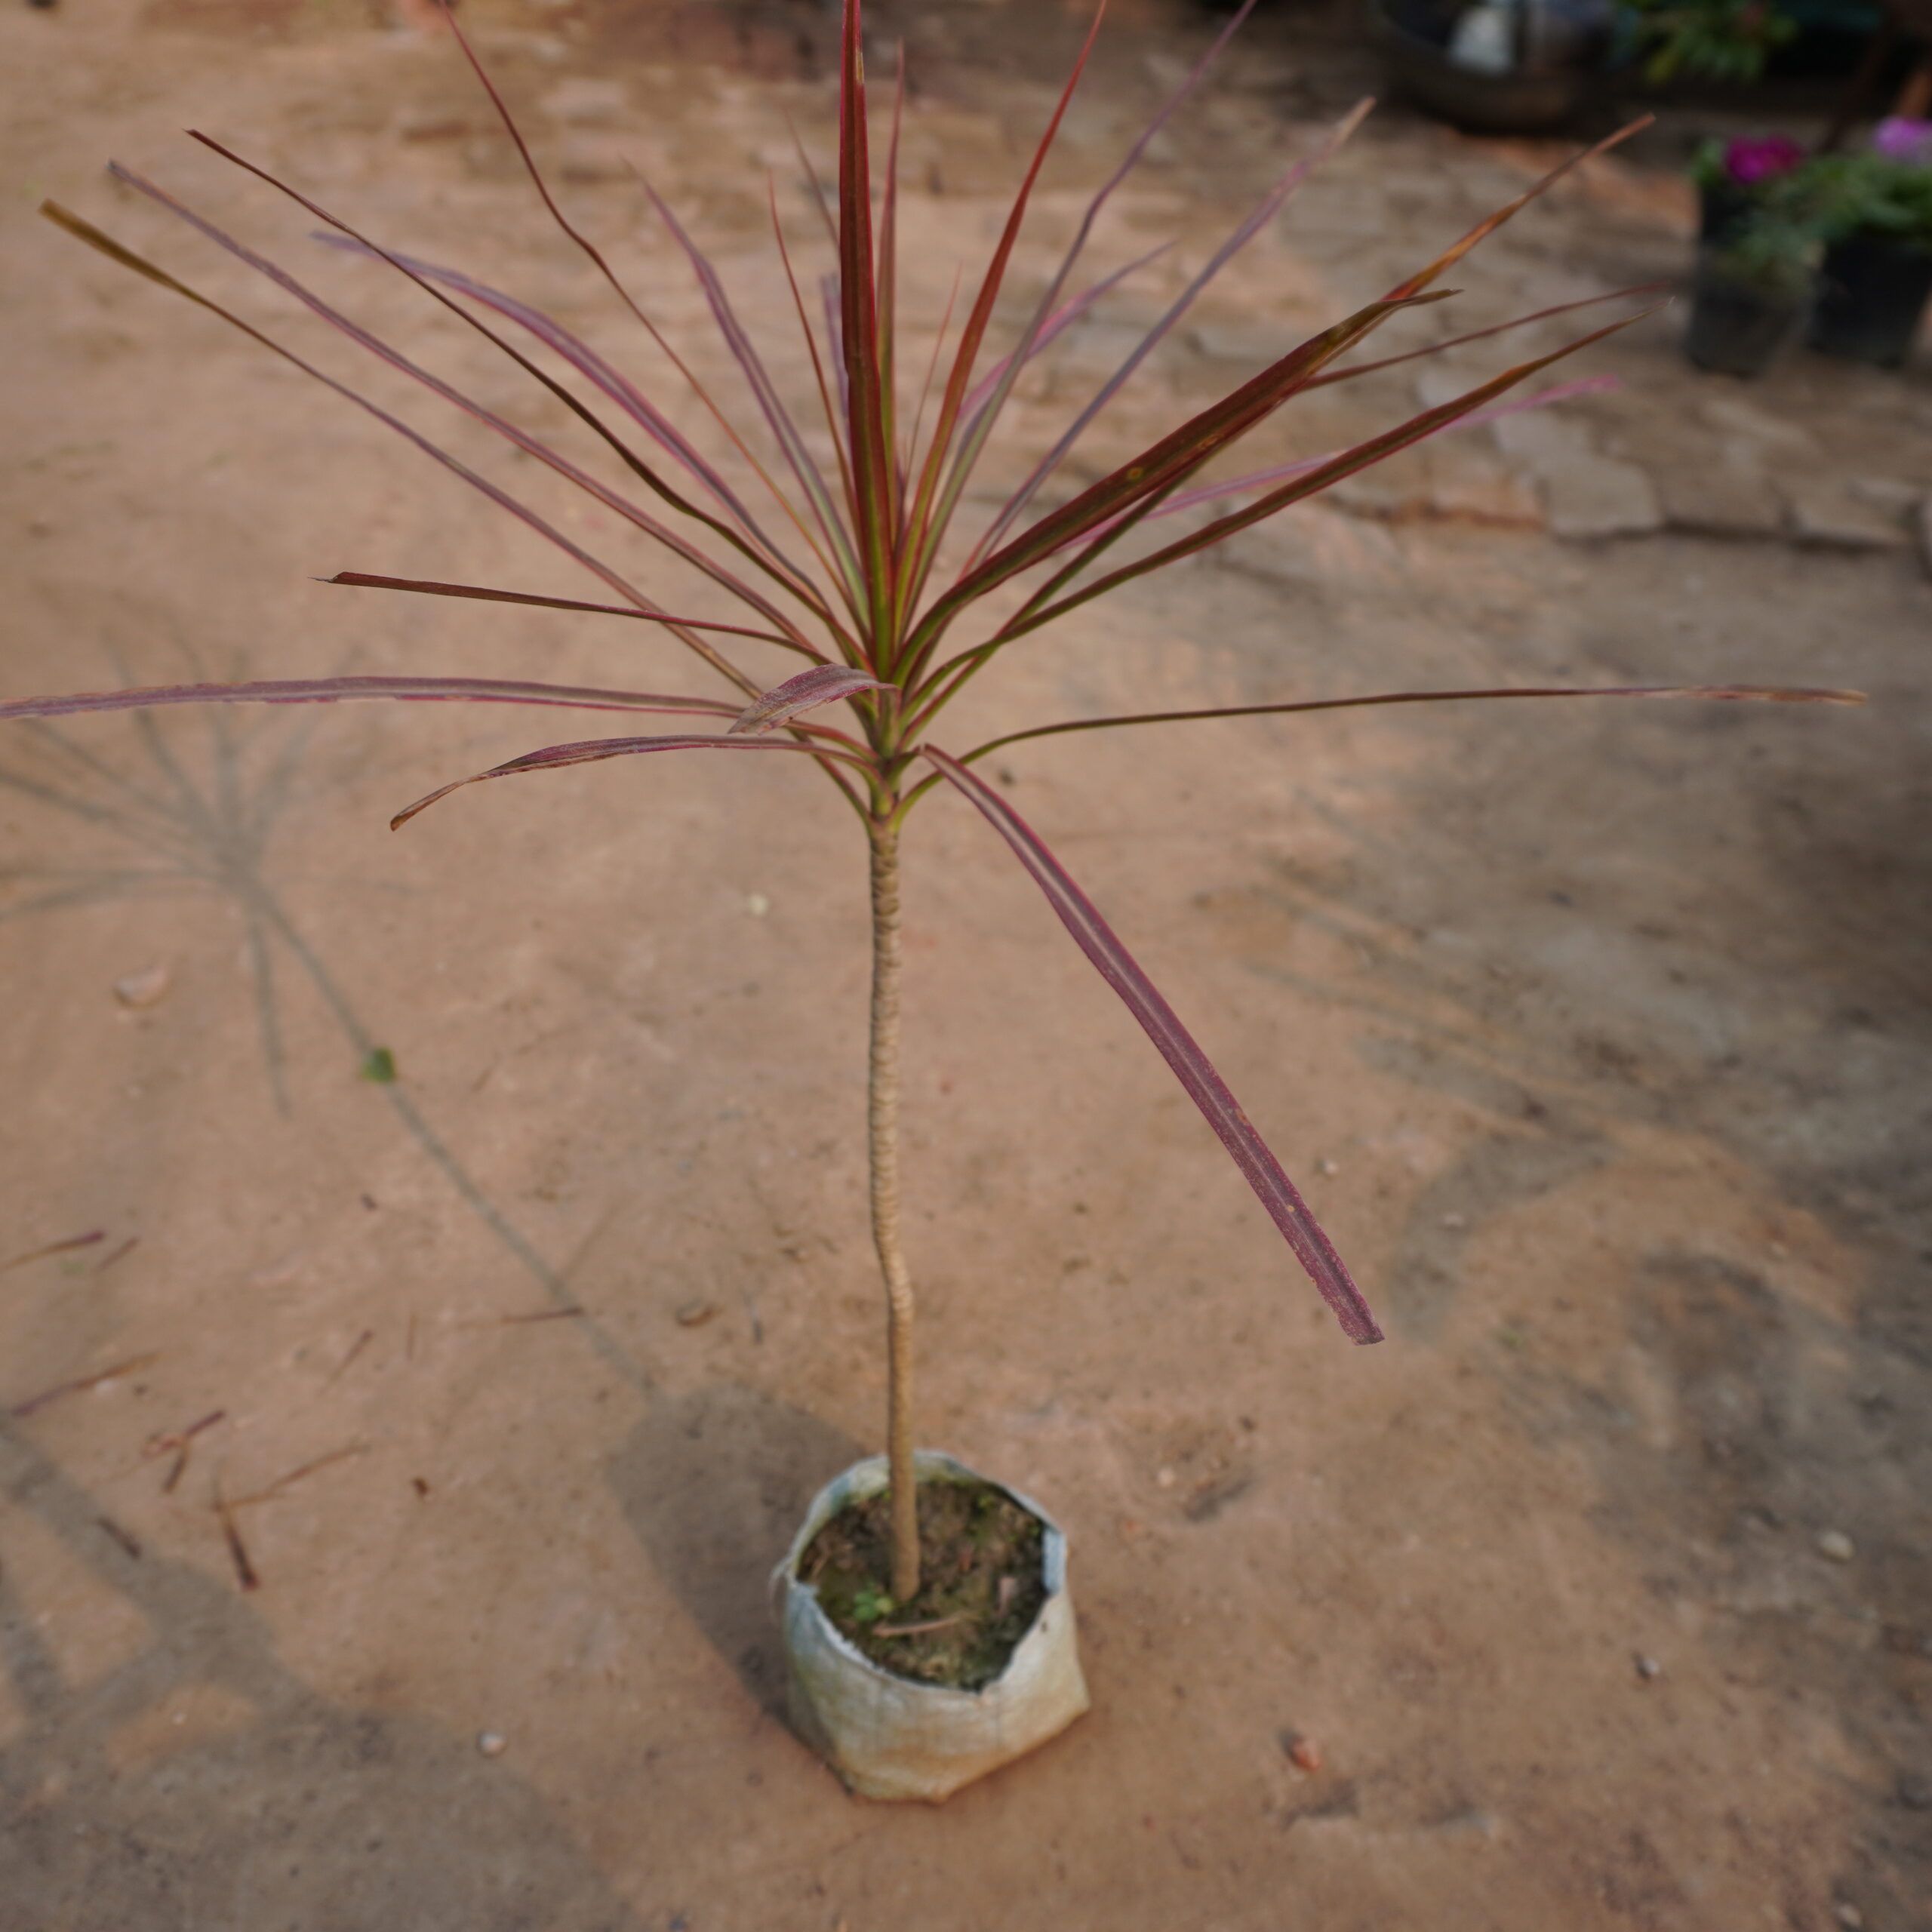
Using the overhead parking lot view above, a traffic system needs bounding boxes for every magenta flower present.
[1872,118,1932,166]
[1725,134,1806,186]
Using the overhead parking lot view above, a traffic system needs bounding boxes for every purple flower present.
[1871,118,1932,166]
[1724,135,1805,186]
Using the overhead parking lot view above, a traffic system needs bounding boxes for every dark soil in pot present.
[798,1477,1048,1691]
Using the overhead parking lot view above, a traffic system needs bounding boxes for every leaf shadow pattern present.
[0,672,650,1395]
[0,1422,651,1931]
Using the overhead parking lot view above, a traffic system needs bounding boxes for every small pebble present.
[675,1299,718,1328]
[1635,1653,1662,1681]
[1316,1158,1340,1177]
[112,964,171,1010]
[1441,1212,1467,1231]
[1155,1466,1177,1490]
[1817,1530,1855,1564]
[1287,1734,1323,1773]
[744,893,770,918]
[476,1730,507,1758]
[1834,1903,1863,1929]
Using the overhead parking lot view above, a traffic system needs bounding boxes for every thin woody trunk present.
[868,814,921,1604]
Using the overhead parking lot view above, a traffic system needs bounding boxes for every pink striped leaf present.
[0,676,743,727]
[728,666,890,737]
[391,734,869,831]
[918,745,1382,1346]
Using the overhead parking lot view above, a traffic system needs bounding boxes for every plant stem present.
[868,811,921,1604]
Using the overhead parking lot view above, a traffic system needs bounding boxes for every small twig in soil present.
[93,1235,140,1275]
[456,1306,585,1328]
[143,1408,226,1493]
[9,1351,160,1419]
[228,1441,366,1509]
[321,1328,374,1387]
[214,1484,259,1592]
[1,1229,104,1274]
[872,1612,968,1638]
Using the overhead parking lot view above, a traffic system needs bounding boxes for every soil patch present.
[796,1477,1048,1691]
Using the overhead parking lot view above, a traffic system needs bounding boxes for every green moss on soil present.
[797,1476,1048,1691]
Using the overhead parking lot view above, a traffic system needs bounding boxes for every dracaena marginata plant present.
[8,0,1857,1607]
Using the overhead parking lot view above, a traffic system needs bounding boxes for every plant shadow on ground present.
[0,1427,648,1932]
[605,1384,862,1717]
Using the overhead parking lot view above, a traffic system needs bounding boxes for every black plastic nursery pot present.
[1686,252,1810,377]
[1699,182,1755,249]
[1807,232,1932,368]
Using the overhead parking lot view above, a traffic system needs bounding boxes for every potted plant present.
[1684,143,1820,374]
[1619,0,1797,85]
[1689,130,1807,246]
[1804,118,1932,365]
[4,0,1857,1800]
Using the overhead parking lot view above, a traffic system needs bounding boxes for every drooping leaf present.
[0,675,746,727]
[918,746,1383,1345]
[390,733,869,831]
[729,666,891,737]
[960,681,1867,762]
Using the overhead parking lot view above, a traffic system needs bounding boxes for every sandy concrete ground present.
[2,1,1930,1927]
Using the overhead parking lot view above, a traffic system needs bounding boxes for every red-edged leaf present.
[327,573,803,646]
[894,0,1107,613]
[918,744,1382,1346]
[728,665,890,736]
[838,0,896,652]
[1301,285,1666,395]
[192,131,816,602]
[309,230,812,588]
[391,733,868,830]
[41,198,766,697]
[107,167,814,663]
[959,682,1867,761]
[912,290,1449,648]
[968,98,1374,569]
[1006,306,1654,638]
[0,676,743,727]
[1141,376,1620,524]
[638,177,860,590]
[1383,117,1653,301]
[955,244,1171,425]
